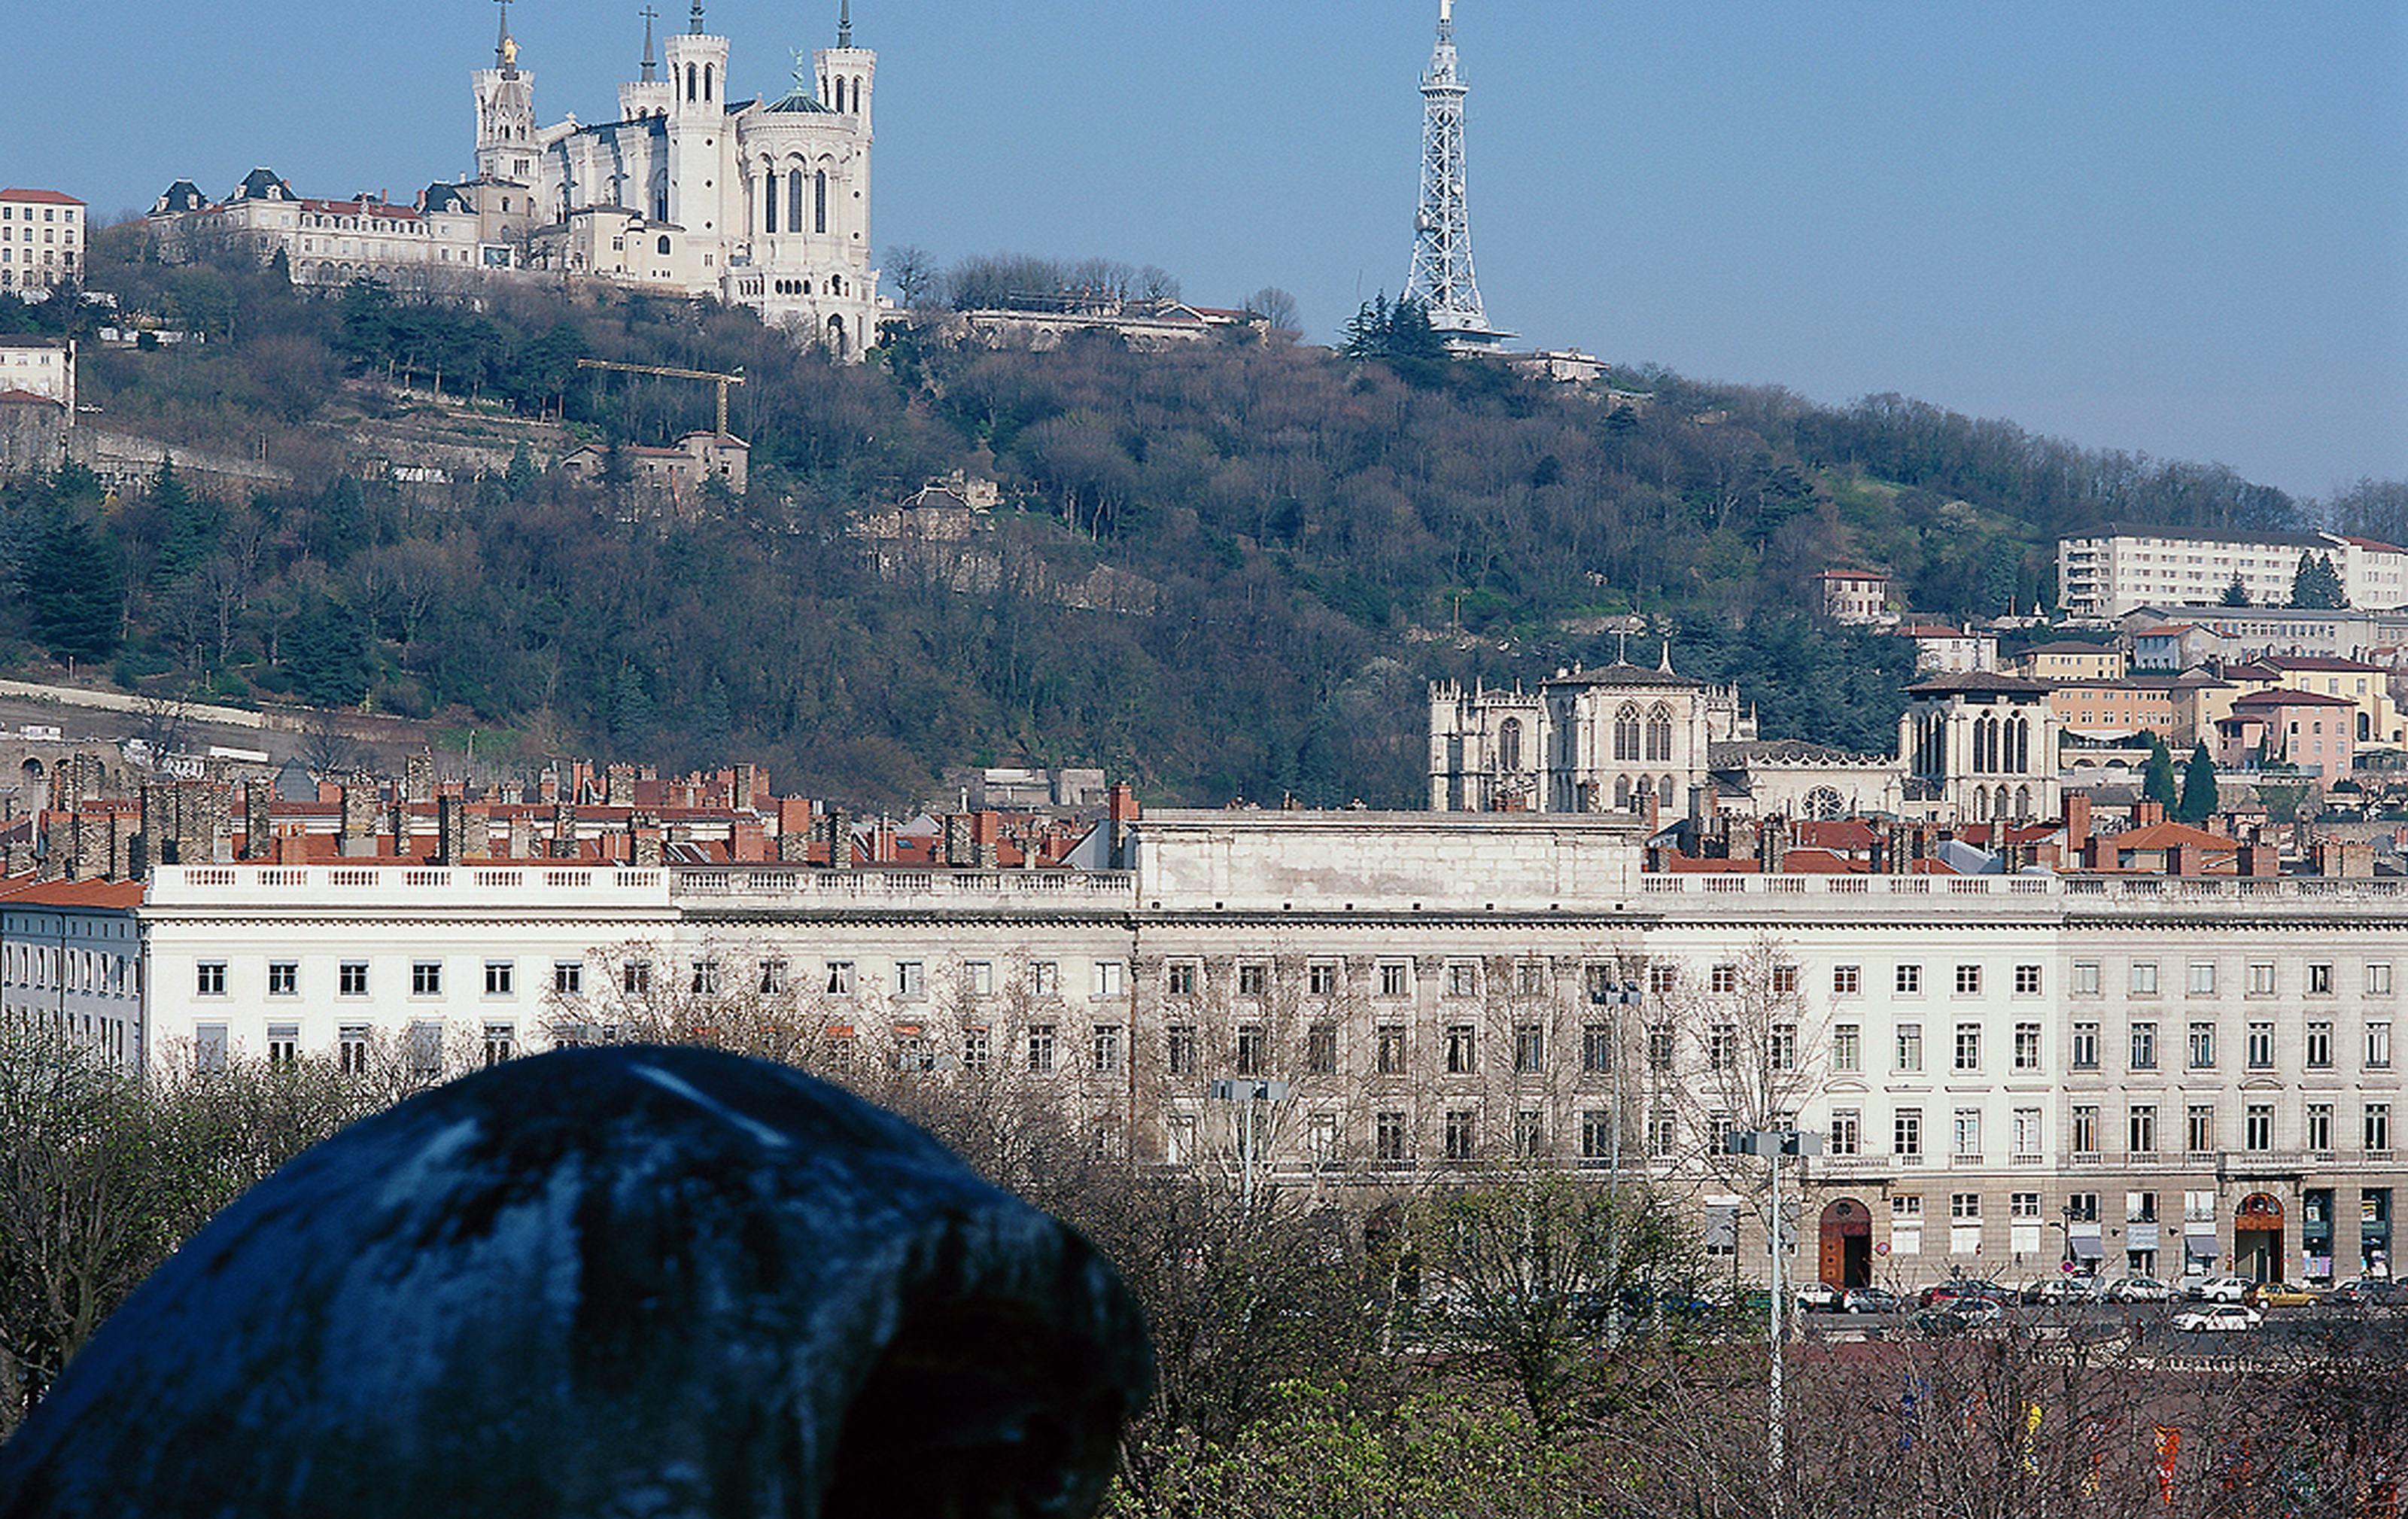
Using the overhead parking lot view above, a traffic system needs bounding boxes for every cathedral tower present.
[817,0,876,133]
[619,6,673,123]
[661,1,731,233]
[473,0,539,185]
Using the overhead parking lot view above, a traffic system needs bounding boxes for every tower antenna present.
[1404,0,1510,350]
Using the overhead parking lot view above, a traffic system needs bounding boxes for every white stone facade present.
[1428,662,1755,816]
[2060,528,2408,618]
[0,337,72,409]
[26,811,2408,1289]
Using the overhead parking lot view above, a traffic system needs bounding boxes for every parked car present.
[1914,1298,2005,1336]
[2172,1303,2264,1333]
[2107,1276,2173,1303]
[1841,1286,1901,1315]
[2188,1276,2251,1304]
[2327,1278,2406,1307]
[2245,1282,2318,1309]
[1795,1280,1846,1314]
[2027,1277,2099,1306]
[1919,1279,2011,1309]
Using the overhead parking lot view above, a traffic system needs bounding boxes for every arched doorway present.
[2234,1192,2285,1282]
[1818,1198,1873,1289]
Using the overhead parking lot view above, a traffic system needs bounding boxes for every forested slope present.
[1,227,2388,808]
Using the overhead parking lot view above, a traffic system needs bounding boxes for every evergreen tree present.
[695,677,734,765]
[2177,741,2219,825]
[2221,574,2250,607]
[23,507,123,662]
[150,458,221,588]
[503,443,539,501]
[2142,733,2179,814]
[284,597,369,706]
[610,666,655,750]
[2291,552,2347,609]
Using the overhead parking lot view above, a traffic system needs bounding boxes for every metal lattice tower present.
[1404,0,1509,348]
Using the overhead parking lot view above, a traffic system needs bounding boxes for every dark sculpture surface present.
[0,1046,1152,1518]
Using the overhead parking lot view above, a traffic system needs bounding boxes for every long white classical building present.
[8,802,2405,1294]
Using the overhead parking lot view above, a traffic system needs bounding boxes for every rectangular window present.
[2307,1102,2334,1152]
[485,961,514,997]
[1955,964,1981,995]
[265,1022,299,1064]
[1380,962,1411,998]
[1950,1192,1981,1220]
[1166,1024,1196,1076]
[1582,1110,1615,1159]
[1833,964,1861,997]
[962,1027,990,1070]
[1582,1023,1614,1073]
[2188,961,2217,995]
[1166,962,1198,997]
[898,960,927,999]
[409,1021,442,1076]
[2309,963,2334,995]
[1647,1026,1674,1072]
[2013,1107,2042,1157]
[1834,1023,1861,1073]
[1829,1110,1861,1155]
[266,962,299,997]
[412,960,442,997]
[1952,1110,1981,1158]
[1768,1024,1797,1072]
[196,961,227,997]
[1648,963,1677,997]
[2072,1105,2099,1155]
[1166,1114,1197,1165]
[1376,1111,1408,1164]
[1953,1024,1981,1072]
[1709,1024,1738,1070]
[1237,963,1267,997]
[2014,963,2042,995]
[194,1023,229,1073]
[2186,1103,2215,1154]
[1648,1110,1677,1157]
[1513,1110,1544,1157]
[1377,1024,1406,1076]
[2247,961,2276,996]
[623,960,652,996]
[554,960,583,996]
[2012,1022,2042,1071]
[1896,964,1922,994]
[2368,1103,2392,1152]
[339,1024,369,1075]
[966,961,994,997]
[2012,1191,2042,1219]
[1026,1024,1057,1075]
[2369,1022,2393,1070]
[1771,964,1800,995]
[1711,963,1738,994]
[482,1022,514,1066]
[2130,961,2159,995]
[1307,1022,1337,1075]
[1309,963,1339,997]
[2066,1192,2099,1222]
[1896,1024,1923,1073]
[2372,963,2395,996]
[2188,1021,2215,1069]
[2072,961,2100,995]
[1516,961,1545,997]
[1514,1024,1546,1074]
[2129,1104,2158,1155]
[1444,1110,1476,1161]
[1894,1110,1923,1158]
[1091,1025,1120,1075]
[1235,1024,1265,1076]
[2246,1103,2273,1152]
[1446,1024,1477,1075]
[2246,1021,2273,1070]
[1030,961,1059,997]
[2307,1021,2334,1068]
[2130,1021,2157,1071]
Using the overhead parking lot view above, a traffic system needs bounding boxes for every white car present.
[2172,1303,2263,1333]
[1795,1281,1845,1314]
[2108,1276,2172,1303]
[2188,1276,2251,1304]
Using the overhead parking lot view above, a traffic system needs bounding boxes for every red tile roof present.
[0,876,146,908]
[0,189,85,205]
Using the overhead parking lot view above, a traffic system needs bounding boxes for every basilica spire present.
[838,0,852,48]
[640,4,658,81]
[494,0,519,76]
[688,0,704,35]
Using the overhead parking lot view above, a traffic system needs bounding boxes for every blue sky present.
[12,0,2405,498]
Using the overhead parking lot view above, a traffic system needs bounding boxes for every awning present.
[2072,1236,2106,1260]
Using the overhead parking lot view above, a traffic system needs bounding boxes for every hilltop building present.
[2060,526,2408,619]
[1,189,85,295]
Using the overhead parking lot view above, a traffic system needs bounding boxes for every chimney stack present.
[339,772,379,858]
[404,750,436,805]
[245,783,273,860]
[436,796,468,866]
[631,811,664,867]
[508,814,537,860]
[823,810,853,871]
[549,801,579,859]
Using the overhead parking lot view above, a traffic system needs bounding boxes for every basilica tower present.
[473,0,539,185]
[661,0,731,235]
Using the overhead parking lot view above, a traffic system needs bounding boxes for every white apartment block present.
[2060,527,2408,618]
[0,189,84,294]
[13,810,2406,1292]
[0,336,73,409]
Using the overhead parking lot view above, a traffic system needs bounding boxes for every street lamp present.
[1588,976,1643,1188]
[1209,1076,1290,1215]
[1725,1126,1824,1502]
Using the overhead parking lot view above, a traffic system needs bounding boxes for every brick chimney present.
[245,783,273,861]
[605,764,637,807]
[404,750,436,805]
[732,816,768,863]
[2133,799,2166,828]
[339,772,379,858]
[944,813,976,867]
[2169,842,2203,879]
[537,768,561,805]
[1106,783,1139,869]
[549,802,579,859]
[107,811,137,881]
[2064,792,2092,854]
[733,763,759,809]
[2242,843,2280,878]
[823,809,853,871]
[974,811,1002,871]
[508,814,537,860]
[436,796,468,866]
[630,811,664,867]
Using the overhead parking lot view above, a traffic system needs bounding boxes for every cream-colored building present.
[1428,656,1756,815]
[0,189,84,295]
[2060,527,2408,618]
[0,336,73,409]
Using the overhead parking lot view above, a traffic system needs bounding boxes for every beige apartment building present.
[0,189,84,294]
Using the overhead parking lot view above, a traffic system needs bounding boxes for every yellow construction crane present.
[574,358,746,438]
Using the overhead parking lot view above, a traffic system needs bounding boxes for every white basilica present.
[473,0,880,354]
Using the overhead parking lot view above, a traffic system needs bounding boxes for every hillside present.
[1,230,2393,808]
